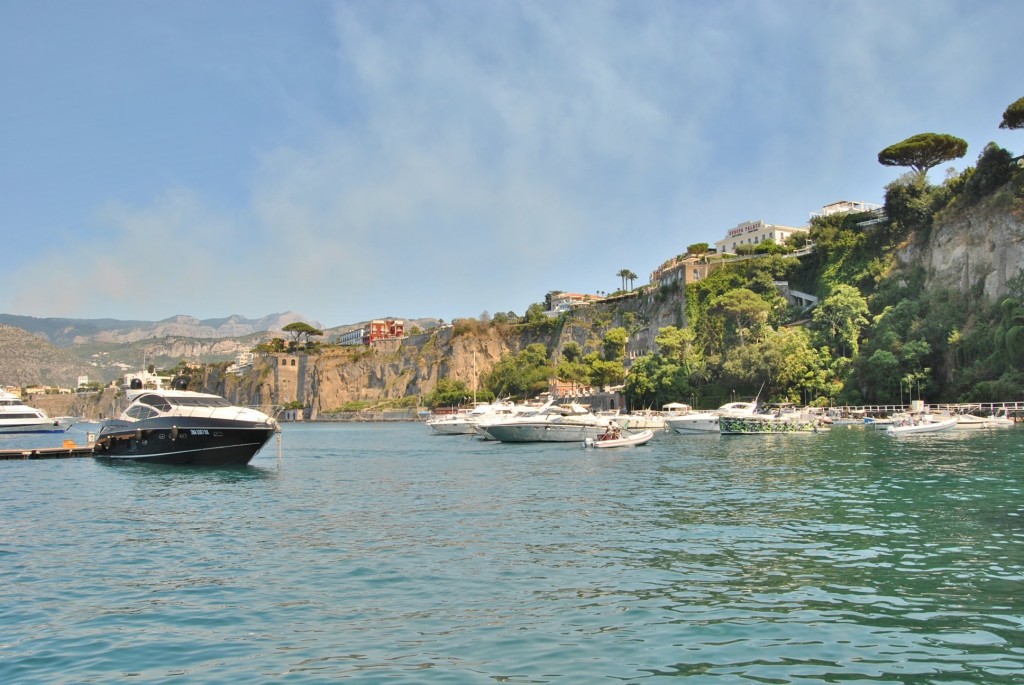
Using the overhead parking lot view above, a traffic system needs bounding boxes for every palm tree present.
[625,270,638,291]
[616,269,630,292]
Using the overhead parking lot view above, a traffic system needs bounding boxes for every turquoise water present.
[2,423,1023,683]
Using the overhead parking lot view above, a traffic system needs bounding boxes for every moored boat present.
[953,412,1016,430]
[719,409,828,435]
[428,400,532,436]
[93,378,278,465]
[885,415,957,435]
[479,402,609,443]
[0,389,76,433]
[583,428,655,448]
[664,401,758,434]
[614,409,667,430]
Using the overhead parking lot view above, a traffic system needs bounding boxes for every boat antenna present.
[753,381,766,408]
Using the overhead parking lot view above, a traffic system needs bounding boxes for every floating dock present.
[0,440,96,460]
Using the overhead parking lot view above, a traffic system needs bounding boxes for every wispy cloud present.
[4,0,1021,324]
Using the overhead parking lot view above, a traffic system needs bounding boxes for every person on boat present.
[599,421,621,441]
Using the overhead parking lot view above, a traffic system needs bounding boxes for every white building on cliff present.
[714,219,808,255]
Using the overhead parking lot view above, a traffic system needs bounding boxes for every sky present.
[1,0,1021,329]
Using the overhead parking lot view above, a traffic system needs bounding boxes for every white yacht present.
[479,402,610,443]
[427,400,525,436]
[664,401,758,434]
[0,390,75,433]
[614,409,667,430]
[471,400,553,440]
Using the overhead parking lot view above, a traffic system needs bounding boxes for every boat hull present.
[94,417,277,466]
[584,429,655,448]
[885,418,958,435]
[665,413,722,433]
[0,420,72,434]
[719,415,826,434]
[427,420,478,435]
[482,422,606,443]
[954,414,1016,430]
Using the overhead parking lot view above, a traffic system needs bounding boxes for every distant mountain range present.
[0,312,320,347]
[0,312,442,387]
[0,324,95,387]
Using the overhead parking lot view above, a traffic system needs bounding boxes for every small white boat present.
[425,408,476,435]
[953,412,1016,430]
[885,416,958,435]
[986,410,1017,428]
[583,429,655,449]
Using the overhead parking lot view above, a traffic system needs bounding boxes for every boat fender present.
[135,428,143,440]
[170,426,179,441]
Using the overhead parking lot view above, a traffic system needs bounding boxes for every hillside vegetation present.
[391,140,1024,410]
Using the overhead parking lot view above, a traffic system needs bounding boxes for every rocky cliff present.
[270,326,527,415]
[25,388,122,422]
[898,190,1024,298]
[214,289,689,413]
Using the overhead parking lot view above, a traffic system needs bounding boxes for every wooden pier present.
[824,401,1023,420]
[0,440,96,460]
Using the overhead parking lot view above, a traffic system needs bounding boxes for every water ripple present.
[1,424,1023,682]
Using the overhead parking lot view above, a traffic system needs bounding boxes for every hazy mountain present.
[0,312,320,347]
[0,324,95,387]
[0,313,444,387]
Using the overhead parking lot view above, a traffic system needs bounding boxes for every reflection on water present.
[94,457,280,481]
[1,423,1022,683]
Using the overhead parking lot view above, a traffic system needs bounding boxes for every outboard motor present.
[172,376,190,391]
[130,378,143,390]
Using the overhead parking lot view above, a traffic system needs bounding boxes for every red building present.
[367,319,404,343]
[339,319,405,346]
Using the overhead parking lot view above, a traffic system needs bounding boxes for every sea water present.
[1,422,1023,683]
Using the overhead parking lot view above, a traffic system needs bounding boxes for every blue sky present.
[1,1,1021,328]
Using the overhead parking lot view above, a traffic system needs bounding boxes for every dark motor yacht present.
[94,378,278,466]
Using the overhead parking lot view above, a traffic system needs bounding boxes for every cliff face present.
[241,326,529,415]
[222,289,692,413]
[898,192,1024,298]
[27,388,122,422]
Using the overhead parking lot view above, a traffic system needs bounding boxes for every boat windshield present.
[167,396,233,408]
[138,394,173,412]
